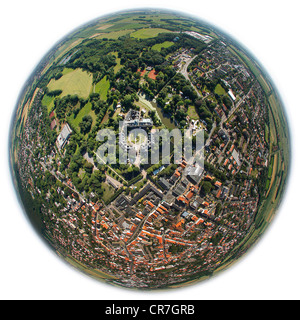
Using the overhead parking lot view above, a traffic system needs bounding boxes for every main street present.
[177,54,202,99]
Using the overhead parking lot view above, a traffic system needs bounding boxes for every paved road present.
[94,152,127,183]
[178,54,198,80]
[178,54,202,99]
[121,240,134,275]
[126,209,155,245]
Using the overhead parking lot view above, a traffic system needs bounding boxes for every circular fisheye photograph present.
[9,8,290,290]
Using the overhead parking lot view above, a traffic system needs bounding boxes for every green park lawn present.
[214,84,226,95]
[152,41,174,52]
[187,105,200,120]
[94,29,135,40]
[101,182,115,203]
[68,102,97,132]
[41,94,56,113]
[131,28,173,39]
[94,75,110,101]
[48,68,93,99]
[110,52,122,73]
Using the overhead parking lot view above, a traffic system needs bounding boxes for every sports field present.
[48,68,93,99]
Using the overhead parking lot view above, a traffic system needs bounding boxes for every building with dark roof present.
[158,178,171,191]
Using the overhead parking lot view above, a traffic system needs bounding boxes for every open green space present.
[94,75,110,101]
[101,181,114,203]
[41,94,56,113]
[68,101,97,132]
[131,28,174,39]
[152,41,174,52]
[62,68,75,76]
[48,68,93,99]
[110,52,122,73]
[94,29,135,40]
[187,105,199,120]
[214,84,226,96]
[105,22,145,32]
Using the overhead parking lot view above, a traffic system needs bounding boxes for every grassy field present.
[131,28,173,39]
[101,181,114,203]
[94,75,110,100]
[41,94,56,113]
[96,24,114,30]
[266,153,278,197]
[68,102,97,132]
[214,84,226,95]
[95,11,217,41]
[110,52,122,73]
[187,105,200,120]
[105,22,144,32]
[152,41,174,52]
[48,68,93,99]
[93,29,135,40]
[61,68,74,76]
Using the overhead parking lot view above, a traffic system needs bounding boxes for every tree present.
[54,72,63,80]
[79,115,93,134]
[201,181,213,196]
[122,94,134,110]
[88,170,105,195]
[84,161,94,175]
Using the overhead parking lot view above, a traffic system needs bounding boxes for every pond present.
[151,101,177,130]
[137,93,176,129]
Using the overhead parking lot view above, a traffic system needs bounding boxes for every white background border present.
[1,0,299,300]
